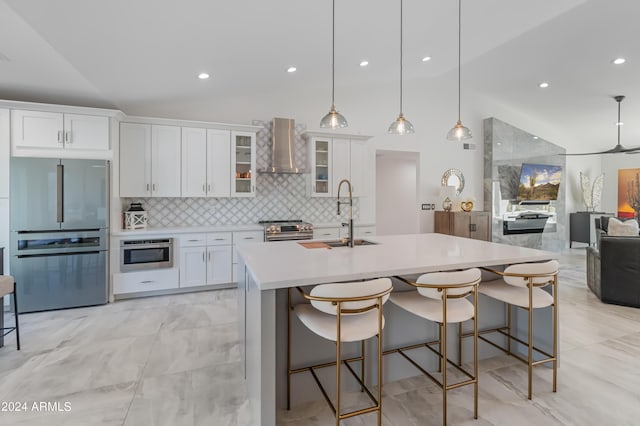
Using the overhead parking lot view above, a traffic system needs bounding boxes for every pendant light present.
[388,0,415,135]
[320,0,348,129]
[446,0,472,141]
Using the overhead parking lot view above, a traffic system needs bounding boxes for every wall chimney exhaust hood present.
[259,118,306,174]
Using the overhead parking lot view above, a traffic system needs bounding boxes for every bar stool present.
[475,260,558,399]
[388,268,481,426]
[287,278,393,425]
[0,275,20,350]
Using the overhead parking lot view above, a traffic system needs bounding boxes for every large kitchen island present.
[235,233,558,426]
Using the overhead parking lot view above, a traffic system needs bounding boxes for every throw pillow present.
[607,217,640,236]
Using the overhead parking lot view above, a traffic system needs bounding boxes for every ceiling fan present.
[565,95,640,155]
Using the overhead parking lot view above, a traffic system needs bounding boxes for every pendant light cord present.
[399,0,404,115]
[457,0,462,122]
[331,0,336,108]
[617,97,621,147]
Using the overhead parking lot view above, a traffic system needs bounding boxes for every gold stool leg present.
[361,340,365,392]
[437,324,443,372]
[507,303,512,354]
[553,277,558,393]
[441,290,448,426]
[287,288,292,410]
[336,304,342,426]
[528,280,534,400]
[474,287,479,419]
[458,322,463,367]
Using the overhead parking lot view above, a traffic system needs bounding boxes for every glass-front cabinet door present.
[309,137,332,197]
[231,131,256,197]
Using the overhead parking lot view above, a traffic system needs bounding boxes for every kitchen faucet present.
[336,179,354,248]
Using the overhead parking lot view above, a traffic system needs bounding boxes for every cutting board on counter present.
[298,242,331,249]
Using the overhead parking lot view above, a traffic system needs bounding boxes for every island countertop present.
[235,233,558,291]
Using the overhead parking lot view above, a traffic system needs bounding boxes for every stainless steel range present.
[259,220,313,242]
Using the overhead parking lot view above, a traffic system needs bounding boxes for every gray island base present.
[235,233,558,425]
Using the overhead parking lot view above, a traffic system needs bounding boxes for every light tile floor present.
[0,248,639,425]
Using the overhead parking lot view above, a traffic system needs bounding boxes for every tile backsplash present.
[122,120,358,227]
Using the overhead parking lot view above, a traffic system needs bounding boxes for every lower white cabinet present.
[232,230,264,282]
[113,268,179,295]
[179,233,232,288]
[354,225,376,238]
[313,227,341,240]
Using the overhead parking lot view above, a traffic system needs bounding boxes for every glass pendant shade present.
[388,113,414,135]
[448,0,472,142]
[320,0,348,129]
[320,105,348,129]
[447,120,472,141]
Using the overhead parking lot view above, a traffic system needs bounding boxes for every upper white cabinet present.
[304,132,372,198]
[151,125,181,197]
[182,128,231,198]
[231,131,256,197]
[11,110,110,157]
[308,137,332,197]
[119,123,181,197]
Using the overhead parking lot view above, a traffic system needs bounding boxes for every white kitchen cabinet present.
[181,128,231,198]
[179,245,208,287]
[119,123,181,197]
[151,125,181,197]
[120,123,152,197]
[308,137,332,197]
[181,127,208,197]
[231,131,256,197]
[12,110,109,152]
[355,225,376,238]
[313,227,341,240]
[207,129,231,198]
[304,132,372,198]
[232,230,264,282]
[113,268,179,295]
[332,139,351,192]
[178,232,233,288]
[207,245,233,284]
[349,139,368,197]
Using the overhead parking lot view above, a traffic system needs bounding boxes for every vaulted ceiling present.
[1,0,639,153]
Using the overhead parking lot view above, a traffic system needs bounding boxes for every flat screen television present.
[517,163,562,201]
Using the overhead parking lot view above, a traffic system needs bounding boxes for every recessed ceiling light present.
[197,73,210,80]
[539,82,549,88]
[616,122,624,126]
[612,57,626,65]
[359,60,369,67]
[287,66,297,73]
[533,136,539,140]
[421,56,432,62]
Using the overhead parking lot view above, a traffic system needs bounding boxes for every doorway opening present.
[375,150,420,235]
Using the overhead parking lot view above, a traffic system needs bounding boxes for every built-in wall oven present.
[120,238,174,272]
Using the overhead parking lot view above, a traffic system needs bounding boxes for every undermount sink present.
[323,239,378,248]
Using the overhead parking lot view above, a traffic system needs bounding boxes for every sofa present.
[586,216,640,308]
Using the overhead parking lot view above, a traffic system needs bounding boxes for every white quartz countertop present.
[313,222,376,229]
[235,233,558,291]
[112,224,263,237]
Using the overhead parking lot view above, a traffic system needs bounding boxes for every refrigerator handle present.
[57,163,64,223]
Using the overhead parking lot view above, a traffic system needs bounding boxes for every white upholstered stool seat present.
[294,304,385,342]
[0,275,14,296]
[390,291,474,323]
[475,260,559,400]
[0,275,20,351]
[479,279,553,309]
[388,268,481,426]
[287,277,393,425]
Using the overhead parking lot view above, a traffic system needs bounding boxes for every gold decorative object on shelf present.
[461,200,473,212]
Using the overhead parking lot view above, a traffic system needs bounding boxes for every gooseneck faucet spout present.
[336,179,354,248]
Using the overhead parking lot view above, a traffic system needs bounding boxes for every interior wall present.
[376,151,419,235]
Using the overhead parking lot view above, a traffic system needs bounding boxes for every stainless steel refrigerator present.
[10,157,109,313]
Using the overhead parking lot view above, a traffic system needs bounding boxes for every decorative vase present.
[443,197,453,211]
[461,201,473,212]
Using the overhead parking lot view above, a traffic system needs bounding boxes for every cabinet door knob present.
[65,131,72,143]
[57,130,63,144]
